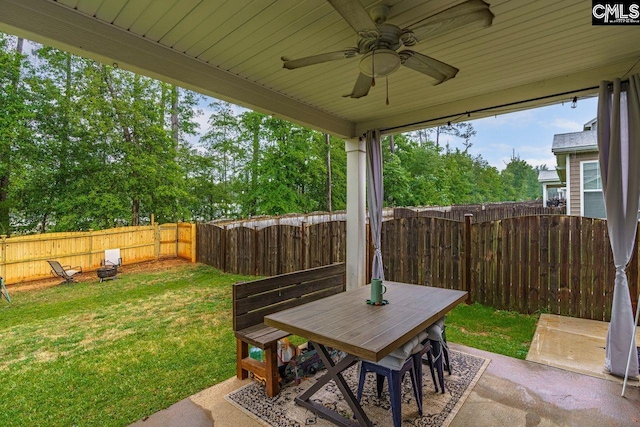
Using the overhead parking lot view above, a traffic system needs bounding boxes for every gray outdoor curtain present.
[366,129,384,280]
[598,74,640,378]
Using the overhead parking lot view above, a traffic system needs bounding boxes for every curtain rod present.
[380,80,629,134]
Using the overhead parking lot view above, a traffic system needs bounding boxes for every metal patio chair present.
[0,276,10,303]
[47,260,82,285]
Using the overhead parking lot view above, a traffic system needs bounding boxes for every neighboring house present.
[549,118,605,218]
[538,169,565,207]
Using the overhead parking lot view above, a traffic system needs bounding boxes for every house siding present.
[569,152,599,216]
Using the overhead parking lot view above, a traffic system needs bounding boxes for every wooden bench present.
[233,262,346,397]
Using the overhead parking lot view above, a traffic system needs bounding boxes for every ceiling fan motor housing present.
[357,24,402,77]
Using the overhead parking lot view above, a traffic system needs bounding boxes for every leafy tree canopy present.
[0,33,542,235]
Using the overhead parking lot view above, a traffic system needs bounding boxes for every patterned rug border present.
[225,350,491,427]
[225,389,273,427]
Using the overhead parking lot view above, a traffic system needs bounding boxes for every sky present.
[447,96,599,171]
[193,94,599,172]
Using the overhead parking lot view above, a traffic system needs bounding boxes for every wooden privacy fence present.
[198,215,637,322]
[0,222,196,285]
[394,205,566,223]
[197,222,346,277]
[470,216,637,322]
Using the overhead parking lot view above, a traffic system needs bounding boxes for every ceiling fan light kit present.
[281,0,494,100]
[359,49,401,77]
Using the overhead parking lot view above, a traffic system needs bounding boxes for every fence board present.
[492,221,505,307]
[569,217,581,318]
[437,219,445,288]
[479,221,489,305]
[548,216,560,315]
[451,219,460,288]
[538,216,550,313]
[582,219,594,319]
[558,216,571,316]
[529,216,540,314]
[498,220,508,311]
[425,218,434,286]
[509,218,517,312]
[593,221,608,320]
[445,220,453,289]
[417,217,427,286]
[518,217,528,314]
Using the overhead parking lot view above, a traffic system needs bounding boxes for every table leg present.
[294,342,373,427]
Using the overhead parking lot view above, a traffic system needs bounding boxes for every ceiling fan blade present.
[282,48,359,69]
[399,51,458,85]
[327,0,379,38]
[405,0,494,43]
[343,72,373,98]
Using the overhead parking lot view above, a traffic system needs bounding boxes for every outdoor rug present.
[225,350,490,427]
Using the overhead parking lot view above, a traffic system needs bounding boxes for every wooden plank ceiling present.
[1,0,639,138]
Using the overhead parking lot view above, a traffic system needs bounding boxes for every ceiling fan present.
[281,0,494,99]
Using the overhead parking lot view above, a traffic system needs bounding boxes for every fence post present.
[301,221,308,270]
[464,214,473,304]
[222,225,228,273]
[88,229,94,269]
[191,223,196,263]
[154,221,160,261]
[0,235,6,281]
[254,227,258,276]
[175,223,179,258]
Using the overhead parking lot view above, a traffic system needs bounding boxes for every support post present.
[345,137,366,291]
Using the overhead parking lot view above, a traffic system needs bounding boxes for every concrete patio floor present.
[130,341,640,427]
[527,314,640,387]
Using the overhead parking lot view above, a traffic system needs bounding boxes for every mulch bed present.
[6,258,193,293]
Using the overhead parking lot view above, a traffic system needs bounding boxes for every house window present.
[581,161,606,218]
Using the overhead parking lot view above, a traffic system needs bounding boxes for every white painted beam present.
[345,137,366,291]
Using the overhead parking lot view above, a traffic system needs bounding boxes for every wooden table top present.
[264,282,467,362]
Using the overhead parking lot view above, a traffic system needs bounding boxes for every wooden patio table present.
[264,282,467,427]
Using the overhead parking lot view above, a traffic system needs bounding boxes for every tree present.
[391,134,449,206]
[501,152,541,201]
[200,101,243,217]
[432,122,476,149]
[325,133,332,212]
[236,111,266,217]
[20,44,198,231]
[382,149,411,207]
[0,35,31,234]
[470,156,504,202]
[250,117,323,215]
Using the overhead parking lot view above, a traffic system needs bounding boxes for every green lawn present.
[0,264,253,427]
[0,265,539,426]
[446,302,539,360]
